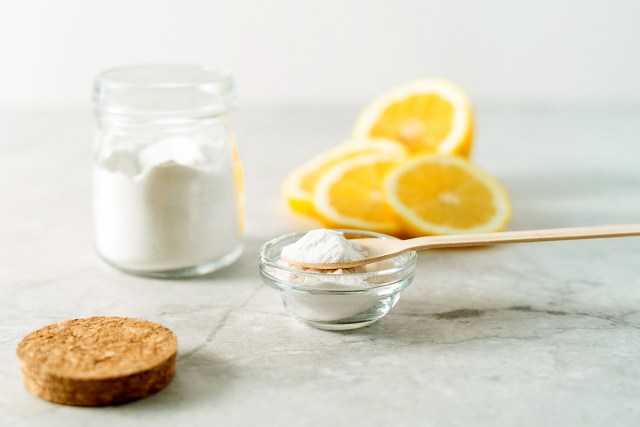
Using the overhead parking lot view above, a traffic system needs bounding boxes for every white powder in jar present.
[94,136,241,272]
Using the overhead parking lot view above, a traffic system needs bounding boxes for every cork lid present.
[16,317,178,406]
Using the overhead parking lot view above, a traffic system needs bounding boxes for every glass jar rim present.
[93,64,236,121]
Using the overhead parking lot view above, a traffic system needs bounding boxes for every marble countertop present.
[2,106,639,426]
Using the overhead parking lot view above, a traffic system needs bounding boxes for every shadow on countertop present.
[341,301,625,345]
[117,351,236,412]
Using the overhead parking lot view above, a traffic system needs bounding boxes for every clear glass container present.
[259,230,416,330]
[92,65,243,278]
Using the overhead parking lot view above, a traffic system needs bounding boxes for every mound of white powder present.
[280,229,367,264]
[94,137,240,272]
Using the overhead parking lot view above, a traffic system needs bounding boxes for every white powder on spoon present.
[280,229,367,265]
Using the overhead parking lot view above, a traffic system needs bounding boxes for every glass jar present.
[92,65,243,278]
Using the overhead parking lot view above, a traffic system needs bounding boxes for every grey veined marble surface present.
[1,106,640,426]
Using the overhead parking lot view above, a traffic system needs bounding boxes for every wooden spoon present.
[281,224,640,270]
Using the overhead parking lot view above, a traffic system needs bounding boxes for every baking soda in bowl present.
[259,229,416,330]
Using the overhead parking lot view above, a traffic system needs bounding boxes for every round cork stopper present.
[16,317,178,406]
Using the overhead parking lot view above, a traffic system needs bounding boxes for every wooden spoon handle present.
[401,224,640,252]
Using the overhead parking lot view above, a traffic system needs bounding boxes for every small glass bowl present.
[259,229,417,330]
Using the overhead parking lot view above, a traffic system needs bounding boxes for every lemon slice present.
[353,78,474,156]
[313,153,407,235]
[384,155,511,235]
[283,139,407,215]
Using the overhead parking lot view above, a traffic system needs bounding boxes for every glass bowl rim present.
[259,229,417,293]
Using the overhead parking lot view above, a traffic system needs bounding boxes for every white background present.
[0,0,639,108]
